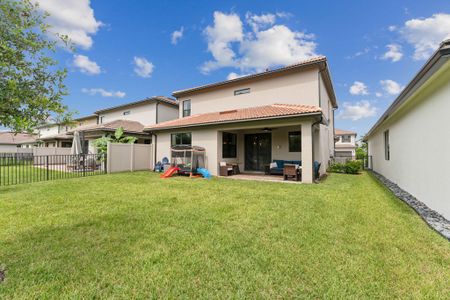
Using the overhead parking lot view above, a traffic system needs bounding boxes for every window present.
[341,135,351,143]
[183,100,191,117]
[384,130,390,160]
[144,139,151,144]
[234,88,250,96]
[123,110,131,116]
[222,132,237,158]
[61,142,72,148]
[171,133,192,146]
[99,116,104,124]
[288,131,301,152]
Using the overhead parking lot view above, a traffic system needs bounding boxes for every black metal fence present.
[0,153,106,186]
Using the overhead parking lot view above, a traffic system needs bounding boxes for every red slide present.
[160,166,180,178]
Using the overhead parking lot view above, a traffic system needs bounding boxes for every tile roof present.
[95,96,178,114]
[335,129,357,135]
[146,104,322,131]
[0,132,37,145]
[68,119,146,134]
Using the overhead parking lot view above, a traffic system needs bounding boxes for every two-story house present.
[146,57,338,183]
[37,115,98,148]
[334,129,357,162]
[68,96,179,154]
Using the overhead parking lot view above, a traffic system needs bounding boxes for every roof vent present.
[220,109,238,115]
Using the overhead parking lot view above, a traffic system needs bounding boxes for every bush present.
[329,160,362,174]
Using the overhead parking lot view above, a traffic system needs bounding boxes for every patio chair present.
[283,165,301,181]
[219,162,233,176]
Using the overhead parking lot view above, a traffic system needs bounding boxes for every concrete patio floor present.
[219,173,302,183]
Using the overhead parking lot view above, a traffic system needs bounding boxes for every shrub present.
[329,160,362,174]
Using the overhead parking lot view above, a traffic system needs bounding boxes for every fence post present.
[107,142,111,174]
[130,143,135,172]
[46,155,49,181]
[82,154,86,177]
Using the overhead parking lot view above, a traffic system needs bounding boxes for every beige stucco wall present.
[0,145,20,152]
[99,102,157,125]
[367,60,450,220]
[178,68,320,117]
[157,103,179,123]
[38,124,60,138]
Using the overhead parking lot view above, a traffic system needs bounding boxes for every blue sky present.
[38,0,450,137]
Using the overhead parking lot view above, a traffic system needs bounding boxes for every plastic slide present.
[160,166,180,178]
[196,168,212,179]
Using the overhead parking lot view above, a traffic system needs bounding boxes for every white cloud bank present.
[133,56,154,78]
[339,101,377,121]
[380,79,403,95]
[202,11,317,74]
[81,88,125,98]
[171,27,184,45]
[381,44,403,62]
[349,81,369,95]
[35,0,102,49]
[400,13,450,60]
[73,54,101,75]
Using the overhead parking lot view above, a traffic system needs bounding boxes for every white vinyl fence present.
[107,143,153,173]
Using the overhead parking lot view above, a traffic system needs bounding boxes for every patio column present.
[301,121,314,183]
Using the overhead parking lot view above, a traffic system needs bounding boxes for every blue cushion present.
[291,160,301,165]
[273,160,284,168]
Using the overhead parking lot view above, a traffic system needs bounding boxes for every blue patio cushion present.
[273,159,285,168]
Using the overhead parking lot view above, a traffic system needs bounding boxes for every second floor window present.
[123,110,131,116]
[183,100,191,117]
[341,135,351,143]
[99,116,104,124]
[234,88,250,96]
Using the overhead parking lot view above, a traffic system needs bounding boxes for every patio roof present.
[145,103,322,131]
[0,132,37,145]
[67,119,147,135]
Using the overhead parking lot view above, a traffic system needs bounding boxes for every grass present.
[0,172,449,298]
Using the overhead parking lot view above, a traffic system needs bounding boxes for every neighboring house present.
[364,39,450,220]
[68,96,179,154]
[0,132,37,152]
[334,129,357,161]
[146,56,338,183]
[37,115,98,148]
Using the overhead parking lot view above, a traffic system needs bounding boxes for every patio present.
[220,173,302,183]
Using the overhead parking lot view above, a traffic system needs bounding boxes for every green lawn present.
[0,172,449,298]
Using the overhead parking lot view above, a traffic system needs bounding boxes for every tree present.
[0,0,71,132]
[94,127,138,157]
[356,137,368,160]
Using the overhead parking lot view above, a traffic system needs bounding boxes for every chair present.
[219,162,234,176]
[283,165,301,181]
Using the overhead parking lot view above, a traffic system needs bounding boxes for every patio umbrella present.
[71,131,83,155]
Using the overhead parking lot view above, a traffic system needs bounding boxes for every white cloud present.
[171,27,184,45]
[202,11,317,73]
[375,92,383,97]
[35,0,102,49]
[81,88,125,98]
[380,79,403,95]
[381,44,403,62]
[73,54,101,75]
[388,25,397,32]
[339,100,377,121]
[245,12,276,32]
[226,72,251,80]
[133,56,154,78]
[401,13,450,60]
[202,12,244,72]
[349,81,369,95]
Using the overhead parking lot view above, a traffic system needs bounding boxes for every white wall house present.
[334,129,357,161]
[147,57,338,183]
[0,132,36,152]
[365,39,450,220]
[70,96,179,154]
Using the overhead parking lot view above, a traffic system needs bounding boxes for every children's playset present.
[158,145,211,179]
